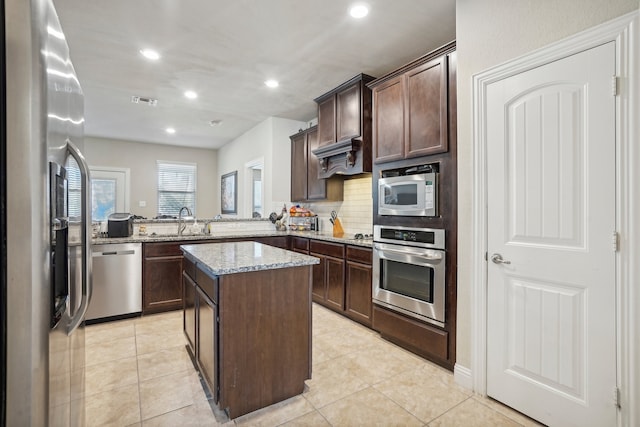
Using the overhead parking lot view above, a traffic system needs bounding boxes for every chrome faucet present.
[178,206,193,236]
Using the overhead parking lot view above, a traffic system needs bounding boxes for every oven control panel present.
[374,225,445,250]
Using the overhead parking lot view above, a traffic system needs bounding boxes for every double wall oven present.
[373,161,447,328]
[372,225,446,327]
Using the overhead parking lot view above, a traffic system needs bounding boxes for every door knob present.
[491,253,511,265]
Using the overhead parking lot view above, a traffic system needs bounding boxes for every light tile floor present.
[84,303,544,427]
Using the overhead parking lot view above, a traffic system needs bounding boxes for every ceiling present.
[52,0,456,150]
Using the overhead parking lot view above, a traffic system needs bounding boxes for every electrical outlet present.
[139,200,146,207]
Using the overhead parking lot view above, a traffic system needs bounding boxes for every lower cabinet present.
[182,254,311,419]
[310,240,345,311]
[303,238,373,327]
[183,257,219,402]
[143,242,186,314]
[145,236,289,315]
[183,271,197,354]
[345,246,373,326]
[197,286,217,398]
[372,305,449,363]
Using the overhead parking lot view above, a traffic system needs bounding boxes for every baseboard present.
[454,363,473,391]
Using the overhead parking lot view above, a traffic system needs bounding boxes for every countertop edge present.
[92,230,373,248]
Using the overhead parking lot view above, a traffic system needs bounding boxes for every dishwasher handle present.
[93,249,137,257]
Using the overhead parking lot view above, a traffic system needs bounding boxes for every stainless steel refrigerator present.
[2,0,92,425]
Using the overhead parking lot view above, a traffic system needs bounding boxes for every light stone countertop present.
[92,230,373,248]
[181,241,320,276]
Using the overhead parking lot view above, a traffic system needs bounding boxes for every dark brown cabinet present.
[182,271,197,354]
[290,126,343,202]
[312,74,375,177]
[309,240,345,311]
[196,285,217,398]
[253,236,289,249]
[315,74,375,146]
[182,251,312,419]
[143,242,184,314]
[370,44,453,164]
[345,246,372,326]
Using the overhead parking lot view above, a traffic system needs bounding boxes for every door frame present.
[471,11,639,426]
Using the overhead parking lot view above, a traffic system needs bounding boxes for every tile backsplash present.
[305,174,373,236]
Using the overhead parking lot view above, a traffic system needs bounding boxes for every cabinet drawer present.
[144,242,183,257]
[196,265,218,303]
[346,246,372,264]
[291,237,309,253]
[373,305,448,361]
[309,240,344,258]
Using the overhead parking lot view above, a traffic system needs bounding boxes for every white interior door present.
[486,42,617,427]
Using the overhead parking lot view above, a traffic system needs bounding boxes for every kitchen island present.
[180,241,319,419]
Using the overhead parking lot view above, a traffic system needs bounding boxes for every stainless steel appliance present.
[372,225,446,327]
[2,0,91,424]
[87,243,142,322]
[378,166,438,217]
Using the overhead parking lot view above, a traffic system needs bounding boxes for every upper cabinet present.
[290,126,343,202]
[312,74,375,178]
[369,42,455,164]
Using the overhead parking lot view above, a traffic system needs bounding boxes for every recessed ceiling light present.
[140,49,160,60]
[349,4,369,18]
[209,120,223,127]
[264,79,279,88]
[165,127,176,134]
[184,90,198,99]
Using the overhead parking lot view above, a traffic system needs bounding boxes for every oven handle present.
[374,243,444,261]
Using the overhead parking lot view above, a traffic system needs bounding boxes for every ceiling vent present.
[131,95,158,106]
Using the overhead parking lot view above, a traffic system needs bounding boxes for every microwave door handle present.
[66,140,93,335]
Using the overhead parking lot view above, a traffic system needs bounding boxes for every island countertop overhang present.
[181,241,319,277]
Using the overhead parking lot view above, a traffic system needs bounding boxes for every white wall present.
[455,0,639,369]
[216,117,308,217]
[83,136,218,218]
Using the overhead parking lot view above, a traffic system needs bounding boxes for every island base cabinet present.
[182,272,197,355]
[197,287,217,403]
[217,266,312,419]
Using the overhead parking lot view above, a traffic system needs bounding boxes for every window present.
[65,156,82,219]
[157,161,196,216]
[90,167,130,222]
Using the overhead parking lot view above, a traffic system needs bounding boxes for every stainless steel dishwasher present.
[87,243,142,322]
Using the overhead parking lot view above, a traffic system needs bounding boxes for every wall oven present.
[372,225,445,327]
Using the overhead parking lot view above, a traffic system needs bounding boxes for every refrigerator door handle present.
[66,140,93,335]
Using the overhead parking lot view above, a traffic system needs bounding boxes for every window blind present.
[66,156,82,219]
[157,161,197,216]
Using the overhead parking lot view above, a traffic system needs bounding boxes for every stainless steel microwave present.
[378,172,437,216]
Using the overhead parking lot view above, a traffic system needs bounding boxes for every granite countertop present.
[92,230,373,248]
[182,241,320,276]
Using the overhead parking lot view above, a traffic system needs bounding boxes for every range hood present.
[311,136,372,179]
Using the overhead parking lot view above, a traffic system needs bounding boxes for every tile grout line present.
[134,320,144,425]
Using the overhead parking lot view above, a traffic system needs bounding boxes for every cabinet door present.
[143,255,183,314]
[373,75,405,163]
[317,96,336,146]
[325,256,345,311]
[345,261,372,326]
[306,128,327,201]
[290,132,307,202]
[405,55,448,157]
[311,254,326,302]
[197,288,217,402]
[336,83,360,141]
[183,271,197,354]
